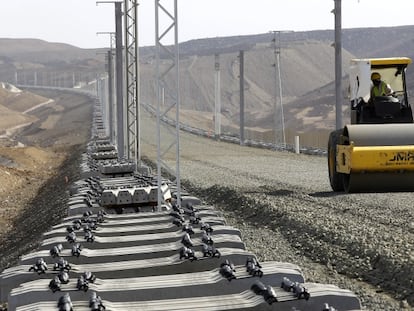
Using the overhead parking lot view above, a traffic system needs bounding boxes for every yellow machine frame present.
[336,144,414,174]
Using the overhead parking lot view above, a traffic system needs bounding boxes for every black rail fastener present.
[72,220,82,230]
[322,303,338,311]
[77,275,89,292]
[83,224,91,232]
[183,202,197,216]
[87,221,98,230]
[66,231,77,244]
[200,222,213,233]
[172,202,184,214]
[246,257,263,277]
[281,276,295,292]
[170,211,185,222]
[66,225,75,233]
[189,215,201,225]
[251,281,278,304]
[181,233,194,247]
[82,211,93,223]
[201,232,214,245]
[57,293,73,311]
[96,210,106,223]
[182,224,195,235]
[263,286,278,304]
[219,259,236,281]
[173,218,183,227]
[71,243,82,257]
[83,271,97,283]
[28,258,48,274]
[293,282,310,300]
[50,244,63,258]
[251,280,267,295]
[49,276,62,293]
[202,244,221,258]
[53,258,71,272]
[58,271,70,284]
[250,281,266,295]
[84,230,95,243]
[89,291,105,311]
[179,246,198,261]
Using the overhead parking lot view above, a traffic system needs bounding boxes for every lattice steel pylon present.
[155,0,181,210]
[124,0,140,167]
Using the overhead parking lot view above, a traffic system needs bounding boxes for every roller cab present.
[328,58,414,192]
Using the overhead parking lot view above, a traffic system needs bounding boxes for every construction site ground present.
[0,89,93,271]
[0,88,413,310]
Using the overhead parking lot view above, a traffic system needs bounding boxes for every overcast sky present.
[0,0,413,49]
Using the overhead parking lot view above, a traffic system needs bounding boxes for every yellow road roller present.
[328,57,414,192]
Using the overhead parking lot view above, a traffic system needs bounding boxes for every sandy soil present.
[0,146,65,236]
[0,88,93,273]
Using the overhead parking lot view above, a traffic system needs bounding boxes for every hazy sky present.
[1,0,413,49]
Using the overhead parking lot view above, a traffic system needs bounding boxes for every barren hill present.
[2,25,414,147]
[140,26,414,145]
[141,39,354,144]
[0,83,48,140]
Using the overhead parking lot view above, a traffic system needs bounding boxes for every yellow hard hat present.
[371,72,381,80]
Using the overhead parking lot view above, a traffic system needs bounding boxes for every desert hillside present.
[2,25,414,147]
[141,40,354,137]
[0,83,49,138]
[139,26,414,142]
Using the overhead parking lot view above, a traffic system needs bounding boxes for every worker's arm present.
[385,83,393,96]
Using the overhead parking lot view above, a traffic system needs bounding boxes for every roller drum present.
[343,124,414,192]
[344,123,414,146]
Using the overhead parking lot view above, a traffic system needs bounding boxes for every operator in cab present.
[370,72,393,99]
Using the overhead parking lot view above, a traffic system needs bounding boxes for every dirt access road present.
[0,88,93,272]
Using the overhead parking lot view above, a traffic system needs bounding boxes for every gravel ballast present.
[140,113,414,311]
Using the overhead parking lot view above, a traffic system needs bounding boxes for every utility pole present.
[239,50,245,145]
[333,0,342,129]
[107,50,115,143]
[271,30,287,147]
[97,1,124,158]
[214,54,221,139]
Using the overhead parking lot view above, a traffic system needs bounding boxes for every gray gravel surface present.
[140,113,414,311]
